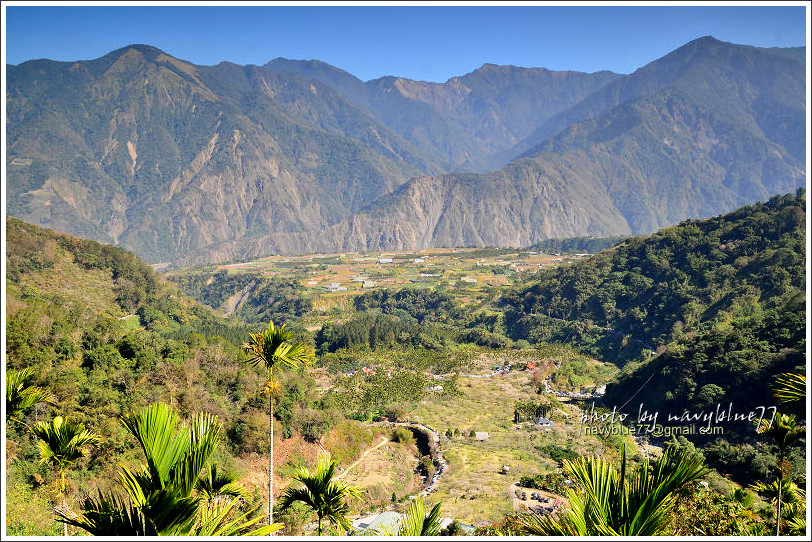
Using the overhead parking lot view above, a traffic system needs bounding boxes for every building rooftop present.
[352,510,401,532]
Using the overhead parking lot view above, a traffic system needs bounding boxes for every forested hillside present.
[4,190,807,534]
[499,190,806,483]
[166,269,313,324]
[501,190,805,355]
[4,219,373,535]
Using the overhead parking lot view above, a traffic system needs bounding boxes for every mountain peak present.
[692,35,722,45]
[264,57,362,83]
[114,44,166,57]
[475,63,524,73]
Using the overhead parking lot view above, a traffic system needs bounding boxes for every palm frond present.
[6,367,56,420]
[756,412,805,452]
[400,498,444,536]
[140,488,201,536]
[121,403,191,490]
[274,341,314,369]
[516,509,583,536]
[196,463,245,500]
[242,320,313,371]
[773,373,806,410]
[55,490,154,536]
[65,403,279,537]
[626,447,708,535]
[279,485,318,512]
[170,411,221,496]
[195,496,284,536]
[118,465,152,508]
[279,454,362,534]
[30,416,101,469]
[537,446,707,536]
[749,479,805,505]
[562,454,621,535]
[785,513,806,536]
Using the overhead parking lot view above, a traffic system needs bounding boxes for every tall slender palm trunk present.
[775,474,782,536]
[269,373,274,532]
[61,470,68,536]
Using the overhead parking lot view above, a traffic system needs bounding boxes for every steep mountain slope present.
[249,37,802,257]
[266,58,621,171]
[171,156,632,266]
[513,36,806,163]
[6,45,439,263]
[525,86,805,234]
[6,38,806,266]
[500,190,805,355]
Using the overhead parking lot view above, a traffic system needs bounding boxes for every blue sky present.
[3,3,809,82]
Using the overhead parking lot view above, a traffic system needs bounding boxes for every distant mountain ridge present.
[265,58,621,171]
[5,37,806,266]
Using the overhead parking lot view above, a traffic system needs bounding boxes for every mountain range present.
[5,36,806,266]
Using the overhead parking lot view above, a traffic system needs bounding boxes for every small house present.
[474,432,489,441]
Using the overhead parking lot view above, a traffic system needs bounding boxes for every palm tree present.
[373,498,444,536]
[516,445,708,536]
[57,403,282,536]
[60,488,281,536]
[753,412,805,535]
[278,453,362,535]
[756,372,806,537]
[242,320,313,526]
[30,416,101,535]
[749,478,807,536]
[6,367,55,426]
[196,463,245,504]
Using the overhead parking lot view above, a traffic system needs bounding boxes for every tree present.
[242,320,313,527]
[29,416,100,535]
[516,446,708,535]
[752,412,805,535]
[196,463,245,505]
[6,367,55,426]
[748,478,807,536]
[278,454,362,535]
[373,498,444,536]
[57,403,280,536]
[439,519,463,536]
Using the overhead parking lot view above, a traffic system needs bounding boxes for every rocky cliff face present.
[268,59,621,172]
[6,45,433,263]
[173,159,633,266]
[6,38,806,266]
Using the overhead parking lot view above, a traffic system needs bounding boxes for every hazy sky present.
[3,2,809,82]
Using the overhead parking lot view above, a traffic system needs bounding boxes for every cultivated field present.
[405,353,631,525]
[217,248,584,300]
